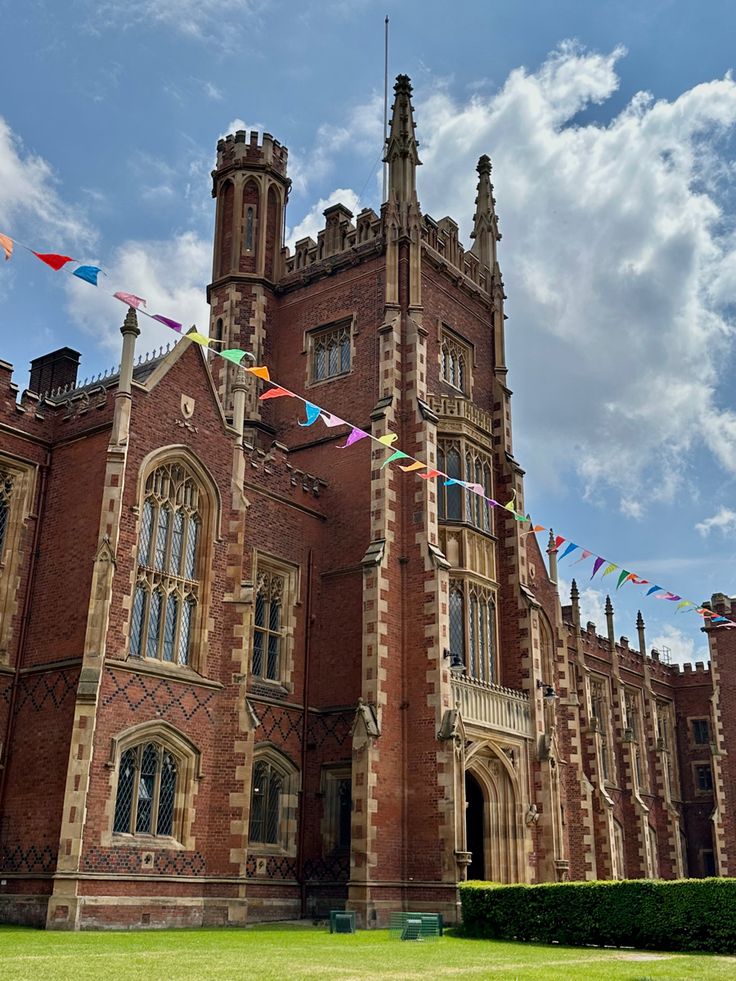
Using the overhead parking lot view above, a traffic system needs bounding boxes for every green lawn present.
[1,922,735,980]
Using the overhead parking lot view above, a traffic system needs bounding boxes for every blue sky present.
[2,0,736,662]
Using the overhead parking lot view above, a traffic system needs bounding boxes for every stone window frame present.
[448,576,499,684]
[589,674,615,784]
[439,325,473,397]
[248,744,300,857]
[127,447,221,679]
[692,761,714,795]
[656,699,679,799]
[319,762,352,858]
[437,437,494,534]
[250,551,300,692]
[102,719,202,851]
[624,687,649,792]
[305,316,355,388]
[0,456,36,666]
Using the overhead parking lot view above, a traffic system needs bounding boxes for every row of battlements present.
[215,130,288,177]
[422,214,492,292]
[283,204,382,276]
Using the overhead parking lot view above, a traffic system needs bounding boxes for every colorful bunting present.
[656,592,681,601]
[247,365,270,381]
[553,536,566,551]
[399,460,426,473]
[72,264,102,286]
[377,433,398,447]
[418,469,442,480]
[602,563,618,577]
[299,402,322,427]
[0,233,12,261]
[559,542,579,561]
[591,557,605,579]
[259,386,291,401]
[337,427,369,449]
[677,600,694,612]
[32,251,74,270]
[220,349,248,365]
[573,549,592,564]
[616,570,631,589]
[381,450,410,469]
[646,585,663,596]
[321,411,346,427]
[113,291,146,309]
[152,314,183,333]
[186,330,211,347]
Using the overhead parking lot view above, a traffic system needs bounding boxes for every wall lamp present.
[443,649,466,675]
[537,680,558,705]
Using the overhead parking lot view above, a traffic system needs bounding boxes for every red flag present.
[553,535,565,551]
[259,386,291,401]
[32,251,74,270]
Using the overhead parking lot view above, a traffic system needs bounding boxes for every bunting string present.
[3,227,734,630]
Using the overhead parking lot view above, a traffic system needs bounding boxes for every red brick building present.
[0,76,733,929]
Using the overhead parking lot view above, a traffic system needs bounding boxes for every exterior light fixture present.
[537,679,557,705]
[443,648,466,675]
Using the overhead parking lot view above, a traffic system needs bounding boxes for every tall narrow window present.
[692,719,710,745]
[131,462,202,666]
[449,580,465,663]
[467,583,497,683]
[437,440,492,530]
[440,330,471,395]
[250,758,282,845]
[113,742,179,838]
[244,207,255,252]
[0,469,13,562]
[253,568,285,681]
[438,441,462,520]
[310,321,351,382]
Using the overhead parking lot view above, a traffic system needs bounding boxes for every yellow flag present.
[377,433,398,447]
[186,330,211,347]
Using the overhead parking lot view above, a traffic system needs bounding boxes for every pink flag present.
[337,427,369,448]
[321,411,347,427]
[32,251,74,270]
[114,291,147,309]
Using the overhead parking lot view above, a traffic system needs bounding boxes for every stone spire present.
[636,610,647,658]
[383,74,421,205]
[605,595,615,648]
[470,154,500,270]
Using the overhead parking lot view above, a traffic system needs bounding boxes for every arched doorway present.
[465,771,485,880]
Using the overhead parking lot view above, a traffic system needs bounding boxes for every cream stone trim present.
[0,455,36,664]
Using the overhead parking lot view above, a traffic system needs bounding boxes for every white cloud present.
[558,576,607,629]
[411,43,736,511]
[649,623,709,666]
[64,232,211,357]
[286,188,362,250]
[695,506,736,536]
[0,116,94,247]
[91,0,266,45]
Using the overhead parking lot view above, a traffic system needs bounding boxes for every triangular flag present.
[321,411,346,427]
[337,427,369,448]
[504,498,516,512]
[602,563,618,577]
[676,600,694,612]
[531,525,546,533]
[32,251,74,270]
[186,330,211,347]
[559,543,579,562]
[591,557,605,579]
[152,314,182,333]
[444,478,464,487]
[113,291,146,309]
[465,483,485,496]
[553,536,566,551]
[572,549,593,565]
[259,386,291,401]
[616,570,631,589]
[246,365,270,381]
[0,233,13,261]
[381,450,410,469]
[656,592,681,601]
[220,349,247,365]
[646,585,663,596]
[299,402,321,427]
[377,433,398,447]
[399,460,426,472]
[712,616,729,624]
[629,575,649,585]
[72,265,102,286]
[418,469,442,480]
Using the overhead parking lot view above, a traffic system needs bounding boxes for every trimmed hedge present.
[459,878,736,953]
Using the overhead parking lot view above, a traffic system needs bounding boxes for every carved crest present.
[181,394,195,419]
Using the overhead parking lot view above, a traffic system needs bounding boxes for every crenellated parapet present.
[421,214,492,296]
[281,205,382,285]
[214,130,288,180]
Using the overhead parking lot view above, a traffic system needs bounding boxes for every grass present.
[1,921,735,980]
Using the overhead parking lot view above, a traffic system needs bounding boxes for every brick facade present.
[0,76,731,929]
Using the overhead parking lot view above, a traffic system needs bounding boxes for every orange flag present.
[247,365,271,381]
[0,233,12,261]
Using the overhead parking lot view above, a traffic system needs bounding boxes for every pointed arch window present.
[131,462,201,667]
[441,331,471,395]
[438,439,493,530]
[113,742,179,838]
[249,750,299,853]
[449,579,497,683]
[244,207,255,252]
[0,469,14,563]
[253,569,285,681]
[438,441,462,520]
[310,320,352,382]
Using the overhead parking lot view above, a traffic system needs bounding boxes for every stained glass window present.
[131,463,201,666]
[113,742,179,838]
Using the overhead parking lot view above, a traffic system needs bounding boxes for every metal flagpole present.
[382,14,389,203]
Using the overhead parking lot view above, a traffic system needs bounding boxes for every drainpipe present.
[0,451,50,817]
[298,548,315,917]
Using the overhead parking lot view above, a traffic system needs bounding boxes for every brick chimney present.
[28,347,81,395]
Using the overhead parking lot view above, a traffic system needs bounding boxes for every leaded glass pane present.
[449,584,465,661]
[113,747,137,833]
[185,517,198,581]
[328,339,338,376]
[138,500,154,565]
[171,510,184,575]
[483,464,492,531]
[478,597,488,682]
[135,744,158,833]
[265,769,282,844]
[178,598,193,666]
[253,630,264,677]
[255,588,266,628]
[147,590,162,659]
[163,593,178,662]
[469,594,478,678]
[130,585,146,657]
[340,333,350,372]
[154,507,170,571]
[437,446,446,520]
[269,595,281,633]
[446,449,462,520]
[465,452,473,524]
[315,344,326,381]
[156,752,177,836]
[250,761,268,842]
[267,633,279,680]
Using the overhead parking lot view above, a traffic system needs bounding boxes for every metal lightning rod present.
[382,14,389,203]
